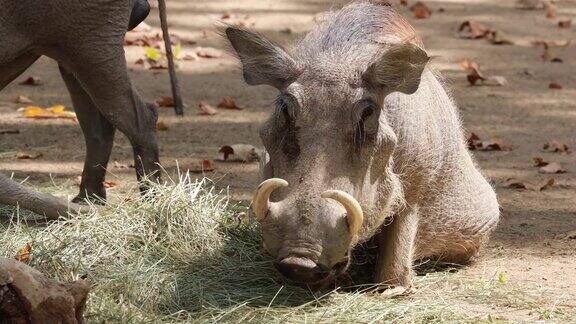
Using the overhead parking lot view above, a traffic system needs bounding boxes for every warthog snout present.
[275,257,328,283]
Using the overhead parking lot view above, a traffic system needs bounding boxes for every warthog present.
[225,0,499,289]
[0,0,171,218]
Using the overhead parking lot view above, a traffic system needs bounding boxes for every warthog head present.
[225,1,429,285]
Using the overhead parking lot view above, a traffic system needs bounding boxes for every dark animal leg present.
[0,54,40,90]
[59,65,115,204]
[56,44,160,188]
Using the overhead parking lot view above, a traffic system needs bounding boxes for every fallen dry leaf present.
[460,59,485,85]
[548,82,562,90]
[113,161,133,169]
[486,30,514,45]
[198,101,218,116]
[181,159,215,173]
[124,32,163,47]
[532,156,549,167]
[543,141,570,153]
[156,121,168,131]
[410,2,431,19]
[532,39,571,48]
[502,177,554,191]
[558,20,572,28]
[16,152,43,160]
[217,97,243,110]
[539,162,566,174]
[22,105,76,120]
[514,0,545,10]
[458,20,490,39]
[0,129,20,135]
[195,47,223,59]
[400,0,408,5]
[460,59,507,86]
[19,76,42,86]
[74,176,118,189]
[103,180,118,189]
[467,133,512,151]
[14,242,32,263]
[563,230,576,240]
[544,2,556,19]
[156,96,175,107]
[14,95,33,104]
[218,144,260,162]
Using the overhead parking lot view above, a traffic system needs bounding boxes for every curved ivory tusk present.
[252,178,288,221]
[321,190,364,236]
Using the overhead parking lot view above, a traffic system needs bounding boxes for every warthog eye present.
[275,95,300,160]
[354,100,377,150]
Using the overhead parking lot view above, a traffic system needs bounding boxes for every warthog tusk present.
[321,190,364,236]
[252,178,288,221]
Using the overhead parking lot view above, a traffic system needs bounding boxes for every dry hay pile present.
[0,174,536,323]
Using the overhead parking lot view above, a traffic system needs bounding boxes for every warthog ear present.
[225,26,300,89]
[363,43,429,95]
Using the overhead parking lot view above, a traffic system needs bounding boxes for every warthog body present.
[226,0,499,289]
[0,0,164,218]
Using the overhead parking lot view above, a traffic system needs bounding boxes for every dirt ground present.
[1,0,575,321]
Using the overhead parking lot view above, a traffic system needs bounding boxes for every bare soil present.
[1,0,575,320]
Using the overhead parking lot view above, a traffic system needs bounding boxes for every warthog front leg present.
[59,65,115,204]
[374,206,420,290]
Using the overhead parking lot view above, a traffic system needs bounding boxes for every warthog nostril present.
[275,257,329,283]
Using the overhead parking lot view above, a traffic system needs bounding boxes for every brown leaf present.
[467,132,482,149]
[0,129,19,135]
[113,161,132,169]
[544,2,556,19]
[563,230,576,240]
[400,0,409,5]
[514,0,544,10]
[502,177,554,191]
[103,180,118,189]
[479,140,513,151]
[182,159,215,173]
[195,47,223,59]
[458,20,490,39]
[14,95,33,104]
[548,82,562,90]
[532,156,549,167]
[410,2,431,19]
[467,133,512,151]
[217,97,243,110]
[124,32,163,47]
[539,162,566,174]
[558,20,572,28]
[198,101,218,115]
[460,59,486,86]
[156,96,175,107]
[543,141,570,153]
[502,178,528,189]
[19,76,42,86]
[16,152,43,160]
[74,176,120,188]
[486,30,514,45]
[217,144,260,162]
[14,242,32,263]
[156,121,168,131]
[528,178,555,191]
[531,39,571,48]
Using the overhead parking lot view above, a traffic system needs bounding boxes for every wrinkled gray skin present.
[226,0,499,289]
[0,0,161,218]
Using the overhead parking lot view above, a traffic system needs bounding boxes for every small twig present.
[158,0,185,116]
